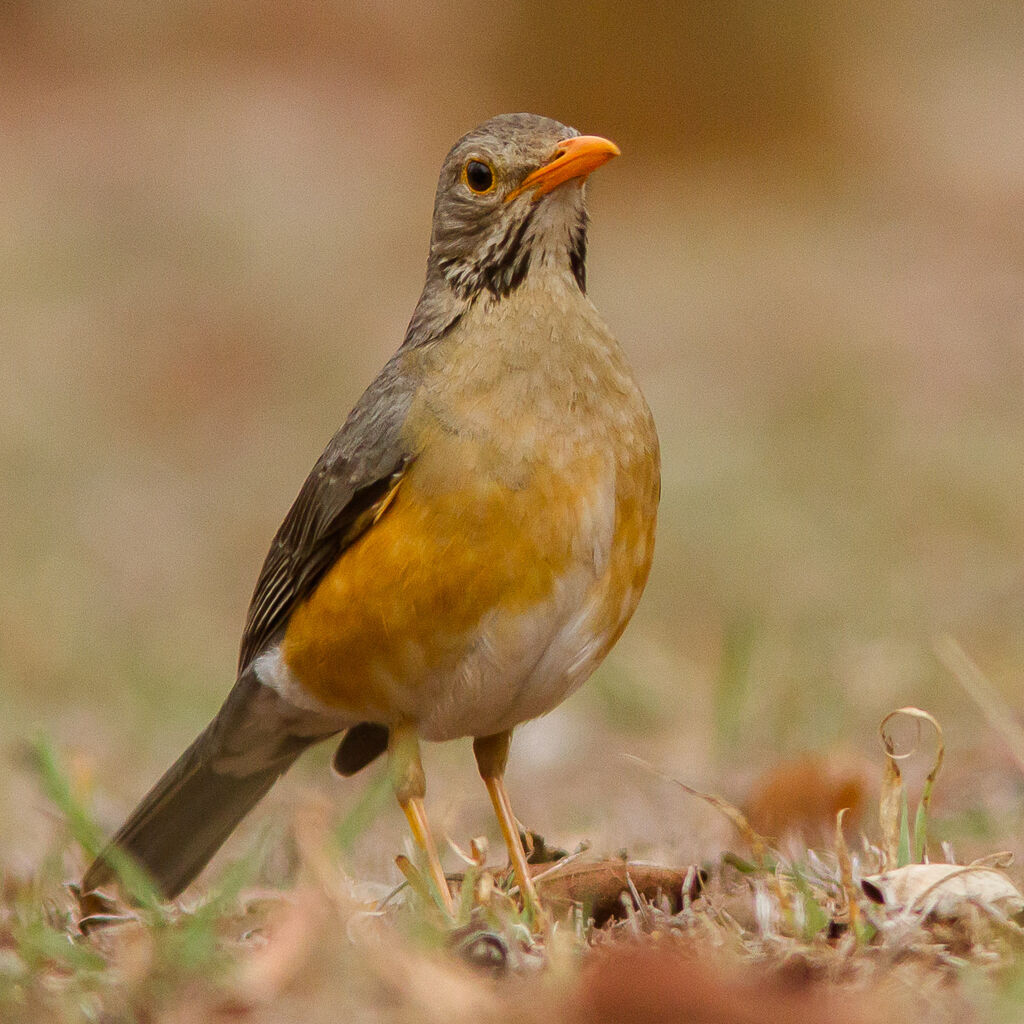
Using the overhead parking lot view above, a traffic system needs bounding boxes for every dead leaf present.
[532,859,704,924]
[746,752,869,840]
[861,863,1024,919]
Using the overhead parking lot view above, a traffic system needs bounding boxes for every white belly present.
[414,565,614,741]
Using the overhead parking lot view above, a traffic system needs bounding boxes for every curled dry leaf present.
[877,706,945,866]
[861,863,1024,920]
[878,707,944,792]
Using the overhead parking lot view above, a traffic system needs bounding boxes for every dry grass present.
[7,705,1024,1023]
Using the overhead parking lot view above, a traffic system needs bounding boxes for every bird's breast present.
[280,284,659,734]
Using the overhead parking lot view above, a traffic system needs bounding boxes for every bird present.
[80,112,660,921]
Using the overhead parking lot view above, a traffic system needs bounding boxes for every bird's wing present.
[238,355,417,673]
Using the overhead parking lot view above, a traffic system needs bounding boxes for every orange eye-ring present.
[462,159,495,194]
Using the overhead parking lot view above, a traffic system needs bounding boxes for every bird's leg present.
[473,730,543,923]
[389,723,454,914]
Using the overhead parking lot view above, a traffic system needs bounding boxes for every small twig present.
[505,842,591,896]
[623,753,770,864]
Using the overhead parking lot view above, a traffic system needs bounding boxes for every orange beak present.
[505,134,620,203]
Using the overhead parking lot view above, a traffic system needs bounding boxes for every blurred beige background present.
[3,2,1024,877]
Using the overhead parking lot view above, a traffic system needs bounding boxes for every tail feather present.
[81,729,304,900]
[82,667,340,901]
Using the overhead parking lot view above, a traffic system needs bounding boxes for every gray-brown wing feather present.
[81,359,418,907]
[238,354,418,673]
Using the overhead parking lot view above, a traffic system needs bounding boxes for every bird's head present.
[424,113,619,305]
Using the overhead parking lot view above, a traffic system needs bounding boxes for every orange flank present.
[280,433,658,723]
[282,452,577,714]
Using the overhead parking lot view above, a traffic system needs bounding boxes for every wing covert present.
[238,355,417,672]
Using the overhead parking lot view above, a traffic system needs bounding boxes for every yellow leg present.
[389,724,454,914]
[473,731,542,922]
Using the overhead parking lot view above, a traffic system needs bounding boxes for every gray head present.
[403,113,619,345]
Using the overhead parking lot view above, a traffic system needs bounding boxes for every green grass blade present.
[30,735,163,910]
[898,788,912,867]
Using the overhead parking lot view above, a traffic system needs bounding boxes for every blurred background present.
[3,1,1024,882]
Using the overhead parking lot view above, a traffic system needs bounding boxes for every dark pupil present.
[466,161,493,192]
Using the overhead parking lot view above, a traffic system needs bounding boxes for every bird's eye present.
[463,159,495,194]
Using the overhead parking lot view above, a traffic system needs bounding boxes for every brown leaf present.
[745,753,869,840]
[531,859,703,924]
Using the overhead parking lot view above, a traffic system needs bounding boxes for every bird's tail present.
[81,666,339,903]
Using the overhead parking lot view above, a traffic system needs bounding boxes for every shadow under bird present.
[81,112,660,919]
